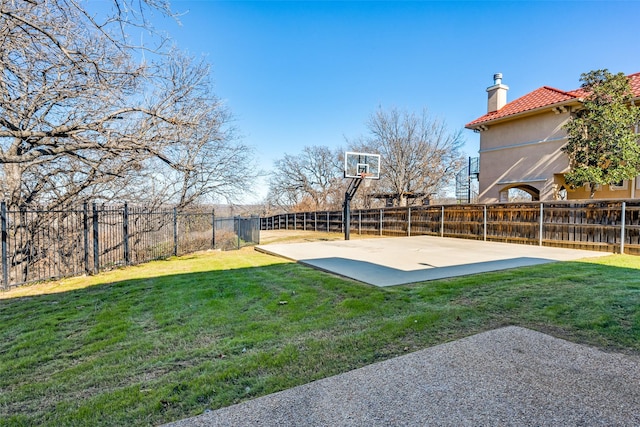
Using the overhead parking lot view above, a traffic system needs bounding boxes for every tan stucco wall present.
[563,177,638,199]
[478,111,571,203]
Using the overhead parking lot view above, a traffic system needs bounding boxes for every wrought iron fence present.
[0,202,260,290]
[260,200,640,255]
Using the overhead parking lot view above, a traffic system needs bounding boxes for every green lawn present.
[1,242,639,426]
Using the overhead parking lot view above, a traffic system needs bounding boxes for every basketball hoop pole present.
[344,175,365,240]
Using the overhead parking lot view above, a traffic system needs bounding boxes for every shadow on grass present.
[1,255,639,426]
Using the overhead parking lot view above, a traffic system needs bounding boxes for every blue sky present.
[150,0,639,202]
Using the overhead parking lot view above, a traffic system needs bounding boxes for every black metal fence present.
[0,202,260,290]
[260,200,640,255]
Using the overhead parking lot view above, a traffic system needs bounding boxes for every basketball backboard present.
[344,152,381,179]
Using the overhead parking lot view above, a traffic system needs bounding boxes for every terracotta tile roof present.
[466,72,640,128]
[629,72,640,94]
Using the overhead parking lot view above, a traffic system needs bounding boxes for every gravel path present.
[162,326,640,426]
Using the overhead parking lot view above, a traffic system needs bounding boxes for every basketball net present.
[360,172,372,188]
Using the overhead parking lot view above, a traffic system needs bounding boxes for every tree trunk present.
[3,163,23,209]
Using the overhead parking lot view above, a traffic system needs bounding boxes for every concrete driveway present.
[256,235,609,286]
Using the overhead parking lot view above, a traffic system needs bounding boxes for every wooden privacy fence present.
[0,202,260,290]
[260,200,640,255]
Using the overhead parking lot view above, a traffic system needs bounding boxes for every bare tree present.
[0,0,257,284]
[351,107,465,207]
[149,102,258,208]
[0,0,256,209]
[267,146,343,211]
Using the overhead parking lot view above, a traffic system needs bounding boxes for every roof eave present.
[465,99,583,131]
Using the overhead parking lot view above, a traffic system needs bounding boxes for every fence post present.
[1,202,8,290]
[303,212,306,231]
[123,203,130,265]
[173,207,178,257]
[212,208,216,250]
[327,211,330,232]
[379,209,383,236]
[539,203,544,246]
[483,205,487,241]
[315,212,317,232]
[92,203,99,274]
[407,208,412,237]
[621,202,626,254]
[358,210,362,235]
[83,203,90,274]
[236,217,241,249]
[440,206,444,237]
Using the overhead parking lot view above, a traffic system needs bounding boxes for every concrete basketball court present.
[256,235,609,286]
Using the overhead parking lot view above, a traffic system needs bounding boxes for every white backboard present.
[344,152,381,179]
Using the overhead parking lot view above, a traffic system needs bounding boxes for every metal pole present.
[467,156,472,204]
[123,203,130,265]
[483,205,487,241]
[303,212,306,231]
[92,203,99,274]
[539,203,544,246]
[407,207,412,237]
[327,211,330,233]
[344,192,351,240]
[173,207,178,257]
[621,202,626,254]
[440,206,444,237]
[1,202,8,290]
[212,208,216,250]
[358,210,362,235]
[379,209,383,236]
[83,203,89,274]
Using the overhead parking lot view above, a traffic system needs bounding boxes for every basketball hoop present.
[343,154,380,241]
[360,172,372,188]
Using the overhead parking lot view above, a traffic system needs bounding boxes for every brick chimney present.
[486,73,509,113]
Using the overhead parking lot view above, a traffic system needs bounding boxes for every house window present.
[610,180,628,191]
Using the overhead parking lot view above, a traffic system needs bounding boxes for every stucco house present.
[465,72,640,203]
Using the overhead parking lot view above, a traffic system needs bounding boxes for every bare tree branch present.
[0,0,257,209]
[267,146,343,211]
[350,107,465,207]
